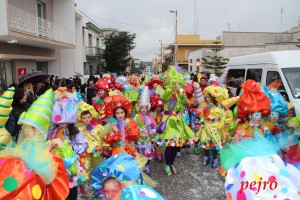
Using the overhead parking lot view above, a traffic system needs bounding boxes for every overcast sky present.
[76,0,300,62]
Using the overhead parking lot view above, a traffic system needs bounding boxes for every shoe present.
[203,156,210,166]
[165,164,172,176]
[170,165,177,175]
[193,147,200,155]
[177,152,181,157]
[211,159,218,169]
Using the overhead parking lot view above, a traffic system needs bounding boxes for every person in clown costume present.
[103,92,140,157]
[0,89,69,200]
[90,153,162,200]
[92,76,114,124]
[134,86,157,174]
[48,87,88,200]
[154,66,196,176]
[262,86,289,147]
[233,80,271,143]
[197,85,229,168]
[150,94,164,161]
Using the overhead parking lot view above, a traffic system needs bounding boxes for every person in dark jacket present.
[86,80,96,105]
[5,88,30,142]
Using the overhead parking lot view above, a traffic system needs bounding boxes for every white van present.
[226,50,300,115]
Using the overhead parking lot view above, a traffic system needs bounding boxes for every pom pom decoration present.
[150,94,164,108]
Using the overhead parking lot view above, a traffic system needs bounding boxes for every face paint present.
[252,112,262,119]
[270,111,279,118]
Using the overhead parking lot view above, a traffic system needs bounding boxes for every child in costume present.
[91,153,163,200]
[134,86,157,174]
[0,89,69,200]
[154,66,196,176]
[233,80,271,143]
[103,93,140,157]
[92,76,115,124]
[197,85,229,168]
[48,89,88,200]
[150,94,164,161]
[262,86,289,149]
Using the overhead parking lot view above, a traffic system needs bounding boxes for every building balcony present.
[86,47,102,57]
[0,3,75,49]
[8,5,74,46]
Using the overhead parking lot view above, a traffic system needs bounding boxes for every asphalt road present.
[150,148,226,200]
[79,147,226,200]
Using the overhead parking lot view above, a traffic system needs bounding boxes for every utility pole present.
[170,10,178,65]
[281,8,284,32]
[159,40,163,73]
[227,23,230,32]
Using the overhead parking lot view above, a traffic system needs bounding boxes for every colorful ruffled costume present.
[233,80,270,143]
[103,93,140,157]
[135,86,157,159]
[197,85,229,150]
[154,66,195,176]
[225,154,300,200]
[48,89,88,188]
[0,89,69,200]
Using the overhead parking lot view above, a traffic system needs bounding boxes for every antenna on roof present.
[281,7,284,32]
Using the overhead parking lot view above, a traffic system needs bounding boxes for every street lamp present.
[158,40,163,73]
[170,10,178,65]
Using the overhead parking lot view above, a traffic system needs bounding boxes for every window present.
[190,59,192,63]
[190,66,192,72]
[246,68,262,83]
[96,38,99,47]
[282,68,300,98]
[227,69,246,80]
[88,34,92,46]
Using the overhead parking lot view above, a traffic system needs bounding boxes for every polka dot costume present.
[225,154,300,199]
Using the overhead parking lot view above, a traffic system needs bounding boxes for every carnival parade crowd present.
[1,65,300,200]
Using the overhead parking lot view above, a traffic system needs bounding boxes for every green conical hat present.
[18,89,54,135]
[0,87,15,128]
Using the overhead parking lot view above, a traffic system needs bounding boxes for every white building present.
[75,9,103,82]
[0,0,76,86]
[187,25,300,73]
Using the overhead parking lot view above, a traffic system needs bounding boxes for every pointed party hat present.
[139,86,150,108]
[221,96,240,109]
[0,87,15,128]
[0,87,15,146]
[18,89,54,135]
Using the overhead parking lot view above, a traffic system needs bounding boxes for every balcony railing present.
[8,5,75,45]
[86,47,101,56]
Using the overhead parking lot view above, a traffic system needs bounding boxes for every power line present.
[80,10,174,29]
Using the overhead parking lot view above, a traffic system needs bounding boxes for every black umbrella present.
[18,71,50,87]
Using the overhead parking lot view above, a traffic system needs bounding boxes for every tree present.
[102,31,136,74]
[162,53,173,72]
[201,41,229,75]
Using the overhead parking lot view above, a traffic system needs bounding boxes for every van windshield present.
[282,68,300,98]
